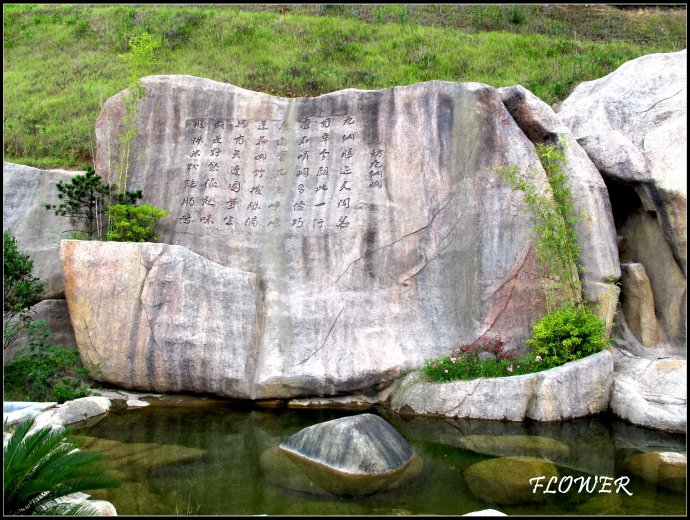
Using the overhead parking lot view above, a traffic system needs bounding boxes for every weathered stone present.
[609,352,686,433]
[498,85,620,332]
[558,50,687,346]
[31,397,111,432]
[618,210,686,346]
[278,413,416,496]
[389,350,612,422]
[60,240,260,398]
[620,263,661,347]
[625,451,686,493]
[464,456,559,505]
[92,77,591,399]
[3,162,82,299]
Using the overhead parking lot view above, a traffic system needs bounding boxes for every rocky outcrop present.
[464,456,559,505]
[498,85,620,331]
[558,50,687,347]
[30,396,112,432]
[389,350,612,422]
[60,240,261,398]
[82,77,623,399]
[276,413,418,496]
[609,350,686,433]
[620,263,660,347]
[3,162,81,299]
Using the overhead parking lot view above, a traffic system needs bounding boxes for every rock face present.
[464,456,559,506]
[3,162,81,299]
[277,413,416,496]
[609,352,686,434]
[86,76,618,399]
[620,263,660,347]
[60,240,260,398]
[389,350,612,421]
[498,85,620,331]
[558,50,687,347]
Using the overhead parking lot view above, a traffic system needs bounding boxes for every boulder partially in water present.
[277,413,419,497]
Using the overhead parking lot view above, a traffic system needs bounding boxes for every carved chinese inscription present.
[177,115,384,235]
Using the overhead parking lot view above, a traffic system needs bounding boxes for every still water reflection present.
[71,403,686,516]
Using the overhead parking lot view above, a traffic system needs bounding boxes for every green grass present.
[3,4,686,169]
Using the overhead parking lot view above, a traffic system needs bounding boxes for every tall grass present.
[3,4,686,169]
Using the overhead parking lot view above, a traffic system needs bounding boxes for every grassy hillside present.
[3,4,686,169]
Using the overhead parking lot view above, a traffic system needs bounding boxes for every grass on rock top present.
[3,4,686,169]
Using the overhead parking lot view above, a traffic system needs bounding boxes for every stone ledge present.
[389,349,613,422]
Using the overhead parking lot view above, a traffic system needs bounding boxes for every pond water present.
[71,403,686,516]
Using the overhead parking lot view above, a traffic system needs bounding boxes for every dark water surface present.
[71,403,686,516]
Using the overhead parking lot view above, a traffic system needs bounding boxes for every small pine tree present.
[44,166,142,239]
[3,230,45,350]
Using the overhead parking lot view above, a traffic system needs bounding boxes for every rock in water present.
[277,413,418,496]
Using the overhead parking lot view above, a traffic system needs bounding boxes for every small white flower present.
[535,355,542,362]
[444,369,449,374]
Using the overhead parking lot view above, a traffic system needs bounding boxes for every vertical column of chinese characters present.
[267,119,288,231]
[245,119,269,229]
[311,116,332,232]
[292,116,313,232]
[225,118,248,228]
[335,115,357,231]
[179,118,208,227]
[369,146,384,191]
[198,119,226,227]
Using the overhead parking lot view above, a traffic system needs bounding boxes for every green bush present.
[4,321,95,403]
[4,416,120,515]
[105,202,168,242]
[3,230,46,350]
[526,305,609,369]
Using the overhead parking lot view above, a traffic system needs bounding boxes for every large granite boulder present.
[389,349,612,422]
[3,162,82,299]
[83,77,618,399]
[609,351,686,434]
[276,413,418,497]
[558,50,687,347]
[60,240,260,398]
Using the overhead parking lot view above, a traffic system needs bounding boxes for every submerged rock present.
[625,451,686,493]
[464,456,559,506]
[276,413,419,497]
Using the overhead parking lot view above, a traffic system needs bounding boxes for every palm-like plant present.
[4,416,120,515]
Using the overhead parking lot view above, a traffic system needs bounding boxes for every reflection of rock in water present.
[261,413,422,497]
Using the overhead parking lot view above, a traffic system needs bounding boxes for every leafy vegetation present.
[44,166,142,240]
[526,305,609,369]
[3,4,685,169]
[4,320,95,403]
[3,416,120,515]
[499,138,581,309]
[3,230,46,350]
[106,202,168,242]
